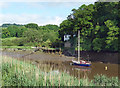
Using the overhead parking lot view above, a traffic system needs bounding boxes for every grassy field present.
[1,37,32,49]
[1,37,22,46]
[1,37,18,41]
[2,46,32,49]
[1,37,60,50]
[1,56,119,86]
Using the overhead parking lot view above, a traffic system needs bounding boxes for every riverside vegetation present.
[1,1,119,87]
[1,56,119,86]
[1,2,120,52]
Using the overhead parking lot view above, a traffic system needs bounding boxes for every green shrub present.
[93,74,119,86]
[2,37,24,46]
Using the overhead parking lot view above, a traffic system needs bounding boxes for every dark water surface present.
[2,50,119,79]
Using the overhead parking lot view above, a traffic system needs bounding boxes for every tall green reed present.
[1,56,119,86]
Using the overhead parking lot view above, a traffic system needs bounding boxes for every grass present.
[1,37,18,41]
[42,47,60,50]
[1,37,22,46]
[1,37,32,49]
[1,46,32,49]
[1,56,119,87]
[1,46,60,51]
[1,37,59,50]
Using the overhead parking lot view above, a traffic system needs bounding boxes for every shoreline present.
[1,50,119,80]
[1,49,119,65]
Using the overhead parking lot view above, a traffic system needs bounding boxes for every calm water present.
[2,50,119,79]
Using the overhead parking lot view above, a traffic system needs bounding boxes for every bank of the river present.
[2,49,73,62]
[1,55,119,86]
[2,47,119,64]
[1,49,119,80]
[63,49,119,64]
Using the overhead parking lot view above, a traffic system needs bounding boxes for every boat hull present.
[72,60,91,67]
[72,62,91,67]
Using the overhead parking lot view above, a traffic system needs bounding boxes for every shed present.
[64,41,71,47]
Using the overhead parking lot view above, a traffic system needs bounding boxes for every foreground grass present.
[1,56,119,86]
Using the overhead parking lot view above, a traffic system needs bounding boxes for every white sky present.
[0,0,96,26]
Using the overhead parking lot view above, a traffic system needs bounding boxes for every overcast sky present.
[0,0,96,26]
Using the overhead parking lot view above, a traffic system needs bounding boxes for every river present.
[1,49,119,79]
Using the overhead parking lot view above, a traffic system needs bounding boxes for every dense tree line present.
[23,24,60,47]
[2,26,27,38]
[59,2,119,52]
[1,2,119,52]
[2,23,60,47]
[1,23,23,27]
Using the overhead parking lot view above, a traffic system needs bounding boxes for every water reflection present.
[33,60,92,79]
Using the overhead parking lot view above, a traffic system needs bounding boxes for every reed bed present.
[1,55,119,87]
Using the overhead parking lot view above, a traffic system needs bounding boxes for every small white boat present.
[72,60,91,67]
[72,30,91,67]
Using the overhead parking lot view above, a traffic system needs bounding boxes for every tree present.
[23,28,59,47]
[25,23,39,29]
[60,4,95,37]
[23,29,43,46]
[60,4,95,50]
[7,25,27,37]
[59,2,119,52]
[59,20,74,41]
[39,24,59,31]
[17,26,27,37]
[2,28,10,38]
[72,4,95,50]
[93,2,119,51]
[38,24,60,47]
[7,25,18,37]
[104,20,119,51]
[42,29,59,47]
[1,23,23,27]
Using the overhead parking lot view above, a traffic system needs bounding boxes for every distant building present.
[64,41,71,48]
[64,35,71,41]
[64,34,76,47]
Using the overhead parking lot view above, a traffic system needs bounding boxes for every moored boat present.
[72,60,91,67]
[72,30,91,67]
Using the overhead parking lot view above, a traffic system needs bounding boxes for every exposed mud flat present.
[1,50,119,79]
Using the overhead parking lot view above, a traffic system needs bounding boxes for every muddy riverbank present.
[2,49,73,62]
[1,49,119,79]
[2,48,119,64]
[63,50,119,64]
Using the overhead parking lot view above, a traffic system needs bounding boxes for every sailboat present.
[72,30,91,67]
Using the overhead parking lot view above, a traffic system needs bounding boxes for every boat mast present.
[78,30,80,62]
